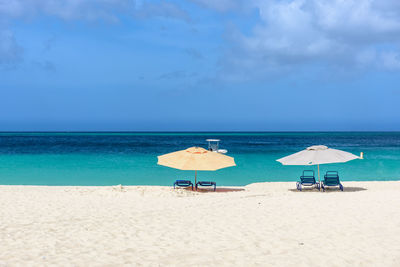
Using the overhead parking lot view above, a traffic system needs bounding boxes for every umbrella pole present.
[318,164,321,189]
[195,170,197,186]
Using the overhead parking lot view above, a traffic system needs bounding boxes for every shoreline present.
[0,179,399,188]
[0,178,400,190]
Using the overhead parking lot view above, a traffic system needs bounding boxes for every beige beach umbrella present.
[276,145,360,187]
[157,146,236,184]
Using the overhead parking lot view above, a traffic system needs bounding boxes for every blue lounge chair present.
[296,170,319,191]
[322,171,343,191]
[196,181,216,191]
[173,180,193,190]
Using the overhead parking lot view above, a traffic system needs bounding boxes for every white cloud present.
[2,0,400,77]
[206,0,400,80]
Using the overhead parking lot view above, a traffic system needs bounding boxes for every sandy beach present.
[1,181,400,266]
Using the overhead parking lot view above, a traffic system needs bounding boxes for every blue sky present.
[0,0,400,131]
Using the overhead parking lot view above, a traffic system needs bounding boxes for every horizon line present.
[0,130,399,133]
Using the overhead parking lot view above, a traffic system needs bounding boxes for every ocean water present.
[0,132,399,186]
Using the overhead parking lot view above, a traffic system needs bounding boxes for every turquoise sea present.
[0,132,399,186]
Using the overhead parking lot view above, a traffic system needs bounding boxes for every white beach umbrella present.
[276,145,360,187]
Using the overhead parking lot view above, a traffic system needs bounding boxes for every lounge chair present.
[173,180,193,190]
[196,181,216,191]
[322,171,343,191]
[296,170,319,191]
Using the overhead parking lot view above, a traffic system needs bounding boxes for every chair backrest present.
[325,171,338,177]
[300,170,316,184]
[176,180,192,185]
[324,171,340,185]
[301,177,316,184]
[198,181,214,186]
[302,170,315,177]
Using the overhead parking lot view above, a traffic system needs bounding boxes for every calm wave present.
[0,132,399,185]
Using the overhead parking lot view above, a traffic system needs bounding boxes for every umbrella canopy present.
[276,145,360,188]
[158,146,235,170]
[157,146,236,184]
[277,145,360,166]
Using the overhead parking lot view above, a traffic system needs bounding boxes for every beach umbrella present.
[276,145,360,187]
[157,146,236,184]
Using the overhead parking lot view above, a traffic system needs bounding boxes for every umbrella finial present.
[307,145,328,151]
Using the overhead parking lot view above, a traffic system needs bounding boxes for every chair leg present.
[339,183,343,191]
[297,182,302,191]
[214,184,216,192]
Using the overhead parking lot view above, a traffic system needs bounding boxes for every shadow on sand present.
[182,187,245,193]
[288,186,367,193]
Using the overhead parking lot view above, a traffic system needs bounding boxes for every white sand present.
[1,181,400,266]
